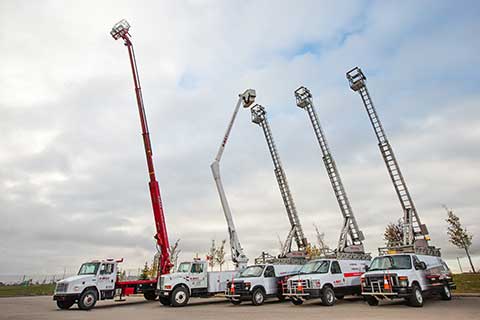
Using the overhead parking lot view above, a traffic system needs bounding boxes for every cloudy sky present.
[1,0,479,277]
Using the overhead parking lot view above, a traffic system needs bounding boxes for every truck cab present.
[225,264,302,306]
[53,259,119,310]
[157,260,236,307]
[361,253,455,307]
[283,258,369,306]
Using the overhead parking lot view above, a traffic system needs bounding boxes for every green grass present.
[0,284,55,297]
[453,273,480,293]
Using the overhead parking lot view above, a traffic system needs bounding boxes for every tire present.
[231,299,242,305]
[408,284,424,307]
[78,289,98,310]
[321,286,336,306]
[159,296,171,306]
[251,288,265,306]
[143,291,157,301]
[440,284,452,301]
[56,300,74,310]
[277,294,285,302]
[365,296,379,306]
[170,286,189,307]
[291,298,304,305]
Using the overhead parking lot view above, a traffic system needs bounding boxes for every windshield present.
[78,263,100,275]
[177,262,191,273]
[369,255,412,271]
[299,260,330,274]
[239,265,265,278]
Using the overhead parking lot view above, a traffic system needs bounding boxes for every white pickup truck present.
[225,263,302,305]
[361,252,455,307]
[156,259,236,307]
[283,258,369,306]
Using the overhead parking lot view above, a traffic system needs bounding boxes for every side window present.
[331,261,342,274]
[191,263,203,273]
[264,266,275,278]
[100,263,114,275]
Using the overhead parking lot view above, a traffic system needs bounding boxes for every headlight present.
[74,286,81,291]
[398,276,408,287]
[245,282,251,289]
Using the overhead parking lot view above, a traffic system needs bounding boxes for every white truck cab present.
[361,253,455,307]
[283,258,369,306]
[157,260,236,307]
[225,264,302,306]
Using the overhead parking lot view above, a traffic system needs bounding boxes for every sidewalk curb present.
[453,293,480,297]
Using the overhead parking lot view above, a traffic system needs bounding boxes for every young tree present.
[139,261,150,280]
[384,219,404,246]
[445,206,476,273]
[314,224,331,256]
[215,240,227,271]
[169,239,181,272]
[207,240,216,271]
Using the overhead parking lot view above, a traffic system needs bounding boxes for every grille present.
[55,282,68,293]
[289,279,310,289]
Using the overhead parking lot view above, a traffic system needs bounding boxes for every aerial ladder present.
[111,20,173,276]
[346,67,440,256]
[294,86,370,260]
[211,89,256,270]
[250,104,309,257]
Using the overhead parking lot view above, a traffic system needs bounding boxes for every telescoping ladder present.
[295,87,369,260]
[250,104,308,257]
[346,67,439,256]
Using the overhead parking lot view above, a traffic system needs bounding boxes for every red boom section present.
[122,36,172,276]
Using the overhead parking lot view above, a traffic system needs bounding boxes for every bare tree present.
[215,240,227,271]
[277,234,284,253]
[314,224,331,256]
[169,239,181,272]
[384,219,404,246]
[445,206,476,273]
[207,240,216,271]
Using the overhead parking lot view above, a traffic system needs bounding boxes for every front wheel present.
[251,288,265,306]
[143,291,157,301]
[56,300,74,310]
[78,289,98,310]
[159,296,171,306]
[365,296,379,306]
[170,286,189,307]
[408,284,424,307]
[321,286,336,306]
[440,284,452,301]
[291,298,303,305]
[277,294,285,302]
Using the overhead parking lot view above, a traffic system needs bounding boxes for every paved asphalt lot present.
[1,295,478,320]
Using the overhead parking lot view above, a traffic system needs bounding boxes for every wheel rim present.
[175,291,186,304]
[255,292,263,304]
[415,288,423,303]
[83,293,95,307]
[444,285,451,297]
[327,291,334,303]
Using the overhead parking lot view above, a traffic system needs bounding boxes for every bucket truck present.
[346,67,440,257]
[53,19,173,310]
[211,89,256,270]
[250,104,309,257]
[156,91,256,307]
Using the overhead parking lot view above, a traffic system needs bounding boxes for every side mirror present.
[364,266,369,272]
[416,262,427,270]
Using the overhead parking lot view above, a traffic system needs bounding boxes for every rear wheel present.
[321,286,336,306]
[143,291,157,301]
[78,289,98,310]
[408,284,424,307]
[56,300,74,310]
[291,298,303,305]
[440,284,452,301]
[170,286,189,307]
[159,296,171,306]
[365,296,379,306]
[251,288,265,306]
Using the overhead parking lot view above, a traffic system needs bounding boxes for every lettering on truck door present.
[97,263,116,291]
[343,262,363,286]
[190,263,207,289]
[330,261,345,289]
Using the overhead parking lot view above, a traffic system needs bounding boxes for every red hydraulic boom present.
[111,20,172,275]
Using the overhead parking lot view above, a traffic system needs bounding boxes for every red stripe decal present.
[343,272,364,277]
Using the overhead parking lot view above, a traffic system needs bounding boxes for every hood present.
[59,275,92,283]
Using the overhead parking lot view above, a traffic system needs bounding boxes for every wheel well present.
[81,286,99,298]
[251,285,265,293]
[322,283,333,290]
[411,281,421,290]
[172,284,190,295]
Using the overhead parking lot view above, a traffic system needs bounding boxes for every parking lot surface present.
[1,295,478,320]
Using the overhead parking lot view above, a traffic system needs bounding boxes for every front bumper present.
[156,289,171,297]
[283,288,321,299]
[225,289,253,300]
[361,285,412,298]
[53,293,80,301]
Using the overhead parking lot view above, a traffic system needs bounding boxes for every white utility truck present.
[156,259,236,307]
[283,258,368,306]
[361,251,455,307]
[225,264,302,305]
[53,259,157,310]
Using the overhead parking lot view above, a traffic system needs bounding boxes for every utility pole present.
[457,257,464,273]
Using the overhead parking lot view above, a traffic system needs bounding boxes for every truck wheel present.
[365,296,379,306]
[408,284,424,307]
[231,299,242,305]
[143,291,157,301]
[159,296,171,306]
[321,286,336,306]
[277,294,285,302]
[56,300,74,310]
[78,289,98,310]
[291,297,303,305]
[170,286,189,307]
[440,284,452,301]
[251,288,265,306]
